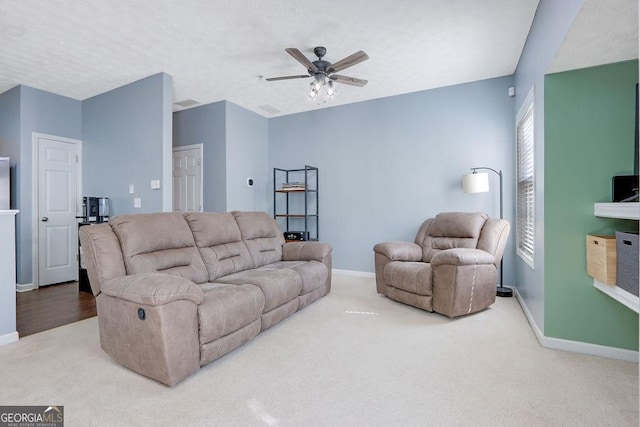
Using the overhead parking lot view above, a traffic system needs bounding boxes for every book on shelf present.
[281,182,306,190]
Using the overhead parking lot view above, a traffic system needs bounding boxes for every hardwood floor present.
[16,281,96,337]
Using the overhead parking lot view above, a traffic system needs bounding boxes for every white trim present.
[172,144,204,212]
[332,269,375,278]
[593,280,639,313]
[32,133,83,288]
[516,248,535,269]
[515,288,638,363]
[0,331,19,346]
[594,202,640,220]
[16,283,35,293]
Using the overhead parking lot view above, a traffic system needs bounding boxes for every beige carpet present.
[0,273,637,426]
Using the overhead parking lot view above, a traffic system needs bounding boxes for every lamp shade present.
[463,172,489,193]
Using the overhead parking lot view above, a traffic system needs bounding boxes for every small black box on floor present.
[284,231,308,241]
[615,231,639,296]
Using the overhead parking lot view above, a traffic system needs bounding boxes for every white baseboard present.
[0,331,18,346]
[332,269,375,278]
[16,283,34,293]
[514,288,639,363]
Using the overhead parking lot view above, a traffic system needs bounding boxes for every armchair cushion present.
[383,261,433,296]
[373,241,422,262]
[418,212,488,262]
[430,248,495,267]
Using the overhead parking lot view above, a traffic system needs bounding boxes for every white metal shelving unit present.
[592,202,639,313]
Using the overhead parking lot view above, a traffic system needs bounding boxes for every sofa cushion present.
[110,213,209,284]
[184,212,255,280]
[216,269,302,312]
[197,283,265,345]
[383,261,433,296]
[260,261,328,295]
[417,212,488,262]
[232,211,285,267]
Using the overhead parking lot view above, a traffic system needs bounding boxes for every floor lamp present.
[462,167,513,298]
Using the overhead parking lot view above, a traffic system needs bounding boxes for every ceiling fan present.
[266,46,369,98]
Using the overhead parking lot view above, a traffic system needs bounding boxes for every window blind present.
[517,99,535,266]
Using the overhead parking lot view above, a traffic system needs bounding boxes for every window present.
[516,88,535,267]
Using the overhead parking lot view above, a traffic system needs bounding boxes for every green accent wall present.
[544,60,638,350]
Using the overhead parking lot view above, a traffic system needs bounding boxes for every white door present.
[37,136,79,286]
[173,145,203,212]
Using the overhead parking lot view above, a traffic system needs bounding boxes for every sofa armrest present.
[373,241,422,262]
[430,248,495,267]
[282,241,332,263]
[101,273,204,306]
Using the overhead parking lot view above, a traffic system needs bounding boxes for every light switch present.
[151,180,161,190]
[129,184,135,194]
[134,198,141,208]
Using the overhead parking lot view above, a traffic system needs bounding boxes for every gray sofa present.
[79,211,332,386]
[373,212,510,318]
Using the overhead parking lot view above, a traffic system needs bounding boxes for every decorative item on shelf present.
[284,231,309,241]
[615,231,639,296]
[612,175,639,202]
[463,166,513,297]
[586,234,617,285]
[281,182,306,191]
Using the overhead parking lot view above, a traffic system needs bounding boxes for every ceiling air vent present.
[174,99,200,109]
[258,104,280,115]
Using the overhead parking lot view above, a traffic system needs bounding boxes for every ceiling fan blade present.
[330,74,368,87]
[265,75,311,82]
[285,48,319,73]
[328,50,369,73]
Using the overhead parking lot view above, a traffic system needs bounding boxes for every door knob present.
[41,217,48,222]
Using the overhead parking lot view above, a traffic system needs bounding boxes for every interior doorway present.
[172,144,203,212]
[32,133,82,288]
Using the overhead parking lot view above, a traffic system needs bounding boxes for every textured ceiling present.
[548,0,638,74]
[0,1,636,118]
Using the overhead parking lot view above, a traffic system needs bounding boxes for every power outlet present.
[133,198,141,208]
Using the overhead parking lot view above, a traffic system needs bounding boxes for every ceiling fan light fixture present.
[312,74,324,91]
[326,80,336,97]
[308,84,318,99]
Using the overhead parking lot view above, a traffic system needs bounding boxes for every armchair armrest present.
[373,241,422,262]
[430,248,495,267]
[101,273,204,306]
[282,241,332,263]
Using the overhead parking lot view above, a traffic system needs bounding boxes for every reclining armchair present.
[373,212,510,318]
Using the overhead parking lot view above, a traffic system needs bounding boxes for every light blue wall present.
[173,101,269,212]
[173,101,227,212]
[0,86,83,284]
[226,102,269,212]
[269,76,516,274]
[82,73,173,216]
[513,0,584,332]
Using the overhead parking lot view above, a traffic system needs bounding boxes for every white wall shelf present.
[594,202,639,220]
[593,279,639,313]
[591,202,639,313]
